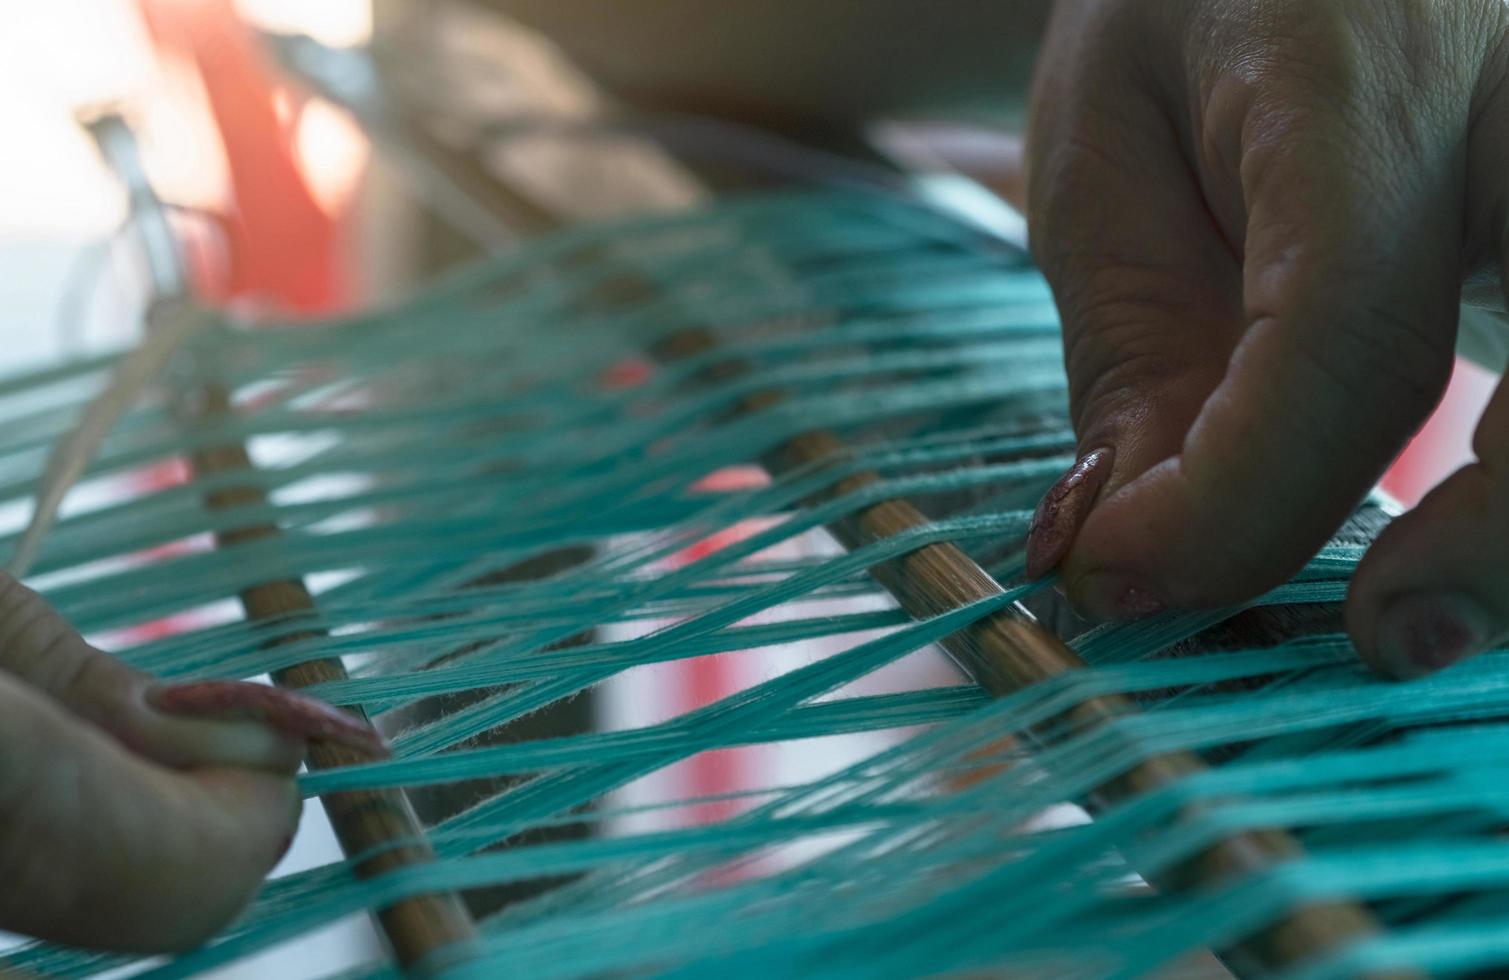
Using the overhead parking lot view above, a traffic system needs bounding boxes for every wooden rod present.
[86,102,476,970]
[173,359,477,969]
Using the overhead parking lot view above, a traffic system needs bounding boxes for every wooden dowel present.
[174,373,477,970]
[82,102,475,970]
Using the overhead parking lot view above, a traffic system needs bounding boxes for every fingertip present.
[194,767,305,869]
[1062,447,1331,621]
[1025,446,1116,580]
[104,680,308,774]
[1356,590,1498,680]
[1347,457,1509,680]
[1063,567,1167,622]
[147,681,389,758]
[150,719,305,774]
[1058,460,1184,620]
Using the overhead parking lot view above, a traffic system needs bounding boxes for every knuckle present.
[0,587,91,697]
[1209,2,1474,187]
[1028,84,1172,272]
[1060,277,1191,368]
[1208,1,1365,92]
[1059,286,1204,432]
[1029,132,1138,270]
[1070,354,1175,441]
[1065,311,1178,390]
[61,646,127,719]
[1051,239,1194,321]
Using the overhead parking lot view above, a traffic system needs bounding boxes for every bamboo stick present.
[85,107,479,968]
[174,359,479,971]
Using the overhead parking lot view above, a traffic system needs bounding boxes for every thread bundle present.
[2,192,1504,979]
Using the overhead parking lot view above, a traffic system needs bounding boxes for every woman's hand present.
[0,574,382,951]
[1024,0,1509,678]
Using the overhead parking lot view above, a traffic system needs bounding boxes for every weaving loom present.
[2,185,1506,979]
[5,9,1509,980]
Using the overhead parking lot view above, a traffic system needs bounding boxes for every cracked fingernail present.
[1025,447,1115,580]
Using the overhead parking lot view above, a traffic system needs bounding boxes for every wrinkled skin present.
[0,573,381,950]
[1026,0,1509,678]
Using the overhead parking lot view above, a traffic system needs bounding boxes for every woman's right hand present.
[1025,0,1509,678]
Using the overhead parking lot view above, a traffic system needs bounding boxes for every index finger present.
[1062,96,1465,618]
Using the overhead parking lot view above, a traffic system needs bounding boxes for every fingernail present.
[147,681,390,757]
[1025,447,1114,580]
[1375,591,1494,678]
[1072,572,1166,622]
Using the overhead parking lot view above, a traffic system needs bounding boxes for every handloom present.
[2,187,1508,980]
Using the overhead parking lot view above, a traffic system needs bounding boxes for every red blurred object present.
[1383,358,1497,508]
[119,0,356,644]
[136,0,352,315]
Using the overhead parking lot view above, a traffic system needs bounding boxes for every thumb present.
[1059,79,1464,620]
[0,573,383,768]
[0,670,300,951]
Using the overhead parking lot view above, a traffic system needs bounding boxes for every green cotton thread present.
[4,190,1508,979]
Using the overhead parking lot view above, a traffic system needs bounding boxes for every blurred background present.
[0,0,1495,974]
